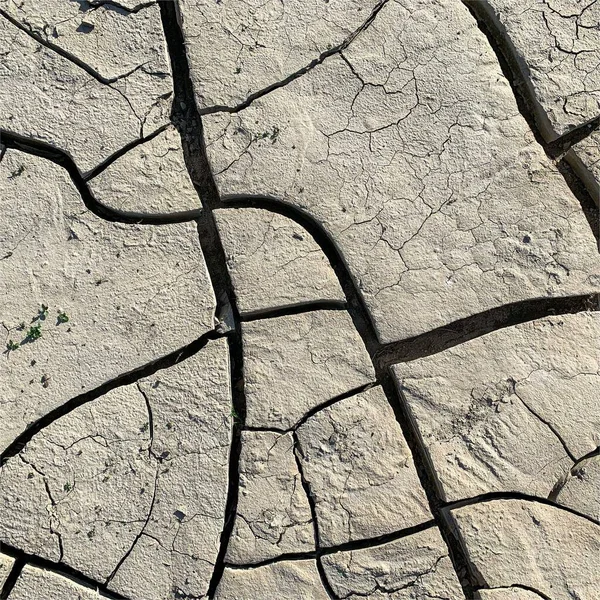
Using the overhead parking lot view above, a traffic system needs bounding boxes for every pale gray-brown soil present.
[0,0,598,598]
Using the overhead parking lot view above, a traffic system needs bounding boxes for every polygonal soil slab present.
[7,565,104,599]
[242,310,375,429]
[0,338,231,600]
[477,0,600,137]
[215,207,344,314]
[204,0,600,343]
[394,312,600,509]
[0,150,215,453]
[108,338,231,600]
[177,0,382,110]
[0,1,171,171]
[214,560,329,600]
[450,499,600,599]
[87,125,201,215]
[0,383,154,576]
[553,454,600,522]
[322,525,463,599]
[296,386,431,546]
[226,431,314,565]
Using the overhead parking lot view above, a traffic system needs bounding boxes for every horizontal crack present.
[239,300,348,322]
[442,491,600,527]
[0,328,224,466]
[88,0,156,13]
[482,584,552,600]
[374,294,599,367]
[222,519,437,571]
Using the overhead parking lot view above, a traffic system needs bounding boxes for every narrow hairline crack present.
[196,0,391,116]
[0,7,159,87]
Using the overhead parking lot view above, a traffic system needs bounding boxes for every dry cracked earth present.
[0,0,599,599]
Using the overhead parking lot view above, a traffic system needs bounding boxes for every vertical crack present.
[157,3,246,598]
[158,0,477,596]
[462,0,600,227]
[292,431,338,600]
[221,195,479,597]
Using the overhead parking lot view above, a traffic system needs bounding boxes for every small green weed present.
[6,339,19,352]
[25,323,42,342]
[57,310,69,325]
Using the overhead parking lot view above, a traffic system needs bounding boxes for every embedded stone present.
[394,312,600,502]
[226,431,314,565]
[242,310,375,429]
[296,386,431,546]
[215,208,344,314]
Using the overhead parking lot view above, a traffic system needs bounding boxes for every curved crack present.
[462,0,600,210]
[0,543,127,599]
[0,128,204,224]
[0,8,152,86]
[442,491,600,527]
[197,0,391,116]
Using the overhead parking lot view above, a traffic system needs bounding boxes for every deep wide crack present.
[462,0,600,213]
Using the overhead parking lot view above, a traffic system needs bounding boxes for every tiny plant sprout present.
[57,310,69,325]
[26,323,42,342]
[6,339,19,352]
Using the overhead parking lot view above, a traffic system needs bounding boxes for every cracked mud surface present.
[0,1,598,598]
